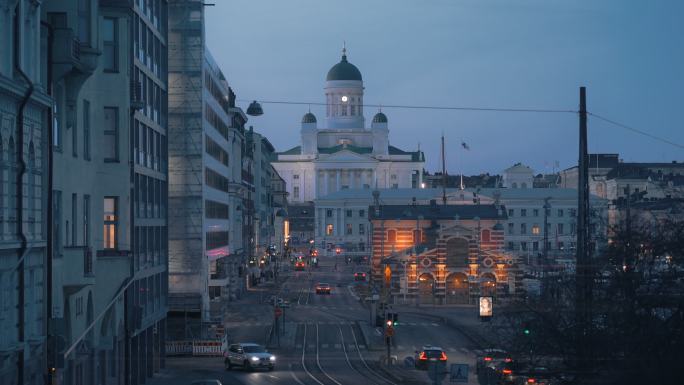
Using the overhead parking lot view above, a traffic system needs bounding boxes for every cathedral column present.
[313,168,318,198]
[371,169,377,188]
[335,170,341,192]
[324,171,330,196]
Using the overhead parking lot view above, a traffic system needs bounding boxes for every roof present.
[316,187,604,202]
[326,53,362,81]
[318,144,373,154]
[302,112,317,124]
[372,112,388,123]
[369,203,506,221]
[388,145,424,161]
[279,146,301,155]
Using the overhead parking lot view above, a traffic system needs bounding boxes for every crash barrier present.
[166,340,222,356]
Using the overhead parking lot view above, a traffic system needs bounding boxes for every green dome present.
[302,112,317,123]
[326,54,362,81]
[372,112,388,123]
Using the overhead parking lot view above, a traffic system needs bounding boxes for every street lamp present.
[246,100,264,116]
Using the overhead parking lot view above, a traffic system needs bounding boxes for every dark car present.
[354,272,366,281]
[315,283,331,294]
[476,348,511,374]
[414,345,448,370]
[514,366,558,385]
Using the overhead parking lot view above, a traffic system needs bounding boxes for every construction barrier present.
[166,340,222,356]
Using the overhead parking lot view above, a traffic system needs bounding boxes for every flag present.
[461,142,470,150]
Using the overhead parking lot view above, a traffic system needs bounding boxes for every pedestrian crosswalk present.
[295,343,366,351]
[223,320,444,328]
[296,305,360,311]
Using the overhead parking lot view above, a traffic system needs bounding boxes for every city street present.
[150,256,481,385]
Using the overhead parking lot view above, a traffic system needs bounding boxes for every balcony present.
[51,28,99,83]
[60,246,95,288]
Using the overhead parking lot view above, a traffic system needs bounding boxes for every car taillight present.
[502,369,512,375]
[419,352,427,360]
[440,352,447,361]
[504,358,512,362]
[483,357,492,362]
[527,379,536,384]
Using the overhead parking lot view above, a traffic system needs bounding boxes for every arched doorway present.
[445,272,470,304]
[417,273,435,304]
[480,273,497,298]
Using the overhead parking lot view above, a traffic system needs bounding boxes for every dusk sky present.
[205,0,683,175]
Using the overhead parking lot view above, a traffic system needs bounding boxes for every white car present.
[224,343,275,371]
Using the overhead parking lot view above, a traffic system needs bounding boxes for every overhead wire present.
[588,112,684,151]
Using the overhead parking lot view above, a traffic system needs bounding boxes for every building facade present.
[272,48,424,204]
[369,201,521,305]
[0,1,52,383]
[128,0,169,383]
[167,0,247,325]
[44,1,136,384]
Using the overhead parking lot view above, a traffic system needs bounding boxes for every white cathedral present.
[272,48,425,203]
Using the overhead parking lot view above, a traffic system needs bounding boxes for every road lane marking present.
[431,323,439,326]
[334,343,340,349]
[321,343,329,348]
[448,347,456,352]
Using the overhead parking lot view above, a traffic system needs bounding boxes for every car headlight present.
[270,356,276,361]
[251,356,260,361]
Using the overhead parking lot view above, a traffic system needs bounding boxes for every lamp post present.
[542,198,551,295]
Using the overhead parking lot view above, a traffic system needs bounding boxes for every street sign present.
[449,363,469,383]
[274,307,283,317]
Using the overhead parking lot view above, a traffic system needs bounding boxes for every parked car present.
[190,381,222,385]
[354,272,367,281]
[414,345,448,370]
[224,343,275,371]
[315,283,331,294]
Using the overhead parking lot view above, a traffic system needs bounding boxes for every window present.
[363,184,370,189]
[104,197,117,249]
[558,241,565,250]
[83,100,90,160]
[392,183,398,189]
[53,100,61,149]
[326,224,334,235]
[532,225,540,235]
[481,229,491,242]
[358,223,365,235]
[293,174,299,179]
[413,229,422,244]
[520,209,527,217]
[205,200,229,219]
[391,174,397,180]
[507,241,514,250]
[570,223,577,235]
[533,209,539,217]
[205,167,229,192]
[532,241,539,251]
[103,18,118,71]
[205,135,228,166]
[359,209,365,217]
[520,223,527,235]
[387,229,396,243]
[508,223,514,235]
[557,223,564,235]
[346,223,353,235]
[78,0,90,45]
[83,195,90,246]
[71,194,77,246]
[508,209,514,217]
[293,186,300,199]
[326,209,333,218]
[346,209,352,217]
[103,107,119,161]
[570,208,577,217]
[557,209,564,217]
[206,231,229,250]
[521,242,527,251]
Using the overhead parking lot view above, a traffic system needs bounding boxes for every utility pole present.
[575,86,592,372]
[441,135,447,205]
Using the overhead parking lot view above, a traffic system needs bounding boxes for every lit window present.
[104,197,118,249]
[532,225,540,235]
[326,224,334,235]
[387,229,396,243]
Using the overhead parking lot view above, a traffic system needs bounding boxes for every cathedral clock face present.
[341,95,348,103]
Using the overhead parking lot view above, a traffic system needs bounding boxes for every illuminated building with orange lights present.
[369,199,523,304]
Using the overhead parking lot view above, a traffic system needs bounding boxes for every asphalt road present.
[152,256,479,385]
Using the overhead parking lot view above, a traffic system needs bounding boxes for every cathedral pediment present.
[317,149,378,163]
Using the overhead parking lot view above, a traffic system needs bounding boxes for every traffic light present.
[386,319,393,328]
[386,312,399,326]
[523,321,531,335]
